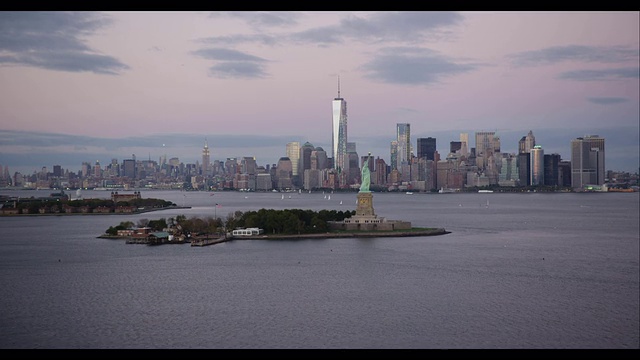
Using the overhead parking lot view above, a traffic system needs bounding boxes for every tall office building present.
[530,145,544,186]
[517,153,530,186]
[375,157,387,186]
[299,142,315,188]
[475,131,498,170]
[347,142,359,185]
[396,123,411,165]
[417,137,436,161]
[276,157,293,190]
[202,139,210,176]
[571,135,605,189]
[519,130,536,154]
[390,140,398,170]
[544,153,560,187]
[460,133,469,156]
[122,159,136,179]
[313,147,328,170]
[53,165,62,177]
[332,77,348,173]
[449,141,462,154]
[286,141,301,186]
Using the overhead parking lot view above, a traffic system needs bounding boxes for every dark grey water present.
[0,190,638,349]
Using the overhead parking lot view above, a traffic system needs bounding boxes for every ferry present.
[478,190,494,193]
[231,228,264,237]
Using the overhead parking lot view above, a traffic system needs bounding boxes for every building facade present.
[530,145,545,186]
[417,137,436,161]
[571,135,605,189]
[332,79,348,175]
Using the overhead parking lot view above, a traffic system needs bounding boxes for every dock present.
[190,237,228,247]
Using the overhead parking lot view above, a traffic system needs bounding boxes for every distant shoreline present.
[0,206,191,217]
[98,228,451,244]
[232,228,451,240]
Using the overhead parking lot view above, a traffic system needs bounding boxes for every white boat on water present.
[478,190,494,193]
[439,188,457,194]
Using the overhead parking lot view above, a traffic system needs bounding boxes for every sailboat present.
[282,194,284,200]
[328,195,331,200]
[339,200,343,205]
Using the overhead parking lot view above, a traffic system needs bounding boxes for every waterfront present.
[0,190,638,349]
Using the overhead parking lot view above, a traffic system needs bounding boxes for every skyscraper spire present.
[337,75,341,99]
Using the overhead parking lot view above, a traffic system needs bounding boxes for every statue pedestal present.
[356,192,375,217]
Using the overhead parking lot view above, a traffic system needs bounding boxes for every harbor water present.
[0,189,638,349]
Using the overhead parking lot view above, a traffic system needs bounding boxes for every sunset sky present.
[0,11,638,174]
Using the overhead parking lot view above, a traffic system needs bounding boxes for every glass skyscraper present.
[396,123,411,166]
[332,79,348,173]
[530,145,544,186]
[417,137,436,161]
[286,141,300,187]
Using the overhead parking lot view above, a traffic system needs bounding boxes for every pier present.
[190,237,228,247]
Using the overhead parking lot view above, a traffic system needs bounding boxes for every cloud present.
[586,97,630,105]
[194,12,463,78]
[360,47,479,85]
[557,67,639,81]
[290,11,463,46]
[192,48,270,79]
[198,34,279,46]
[0,11,129,75]
[509,45,639,66]
[192,48,268,62]
[209,11,301,28]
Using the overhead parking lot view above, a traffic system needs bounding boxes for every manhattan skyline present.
[0,11,638,174]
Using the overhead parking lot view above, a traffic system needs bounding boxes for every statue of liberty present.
[360,155,371,193]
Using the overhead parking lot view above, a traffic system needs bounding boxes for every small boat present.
[478,190,494,193]
[405,192,413,195]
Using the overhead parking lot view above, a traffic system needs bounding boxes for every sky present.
[0,11,638,175]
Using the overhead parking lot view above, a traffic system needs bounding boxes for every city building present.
[396,123,411,166]
[519,130,536,154]
[276,157,293,190]
[417,137,436,161]
[475,131,498,171]
[286,141,301,187]
[530,145,545,186]
[460,133,469,157]
[544,153,561,187]
[389,140,398,171]
[332,77,348,175]
[202,139,210,177]
[122,159,136,179]
[571,135,605,189]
